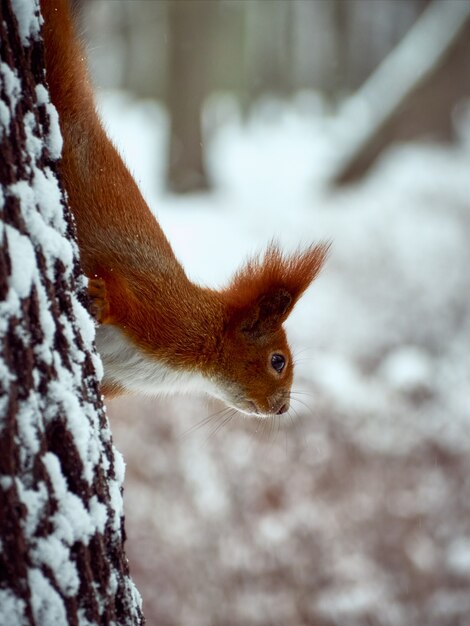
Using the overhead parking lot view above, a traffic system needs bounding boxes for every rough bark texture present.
[0,1,144,624]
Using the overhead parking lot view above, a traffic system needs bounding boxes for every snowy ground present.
[100,92,470,626]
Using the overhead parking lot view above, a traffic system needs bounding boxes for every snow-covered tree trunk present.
[0,1,144,624]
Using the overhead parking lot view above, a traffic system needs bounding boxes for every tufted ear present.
[225,242,330,338]
[240,288,292,338]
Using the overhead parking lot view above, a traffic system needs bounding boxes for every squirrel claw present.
[88,278,110,323]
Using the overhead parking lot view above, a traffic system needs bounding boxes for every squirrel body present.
[40,0,328,416]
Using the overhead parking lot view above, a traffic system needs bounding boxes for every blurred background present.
[77,1,470,624]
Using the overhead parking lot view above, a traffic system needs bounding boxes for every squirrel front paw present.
[88,278,110,323]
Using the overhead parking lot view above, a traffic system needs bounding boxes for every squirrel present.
[40,0,329,417]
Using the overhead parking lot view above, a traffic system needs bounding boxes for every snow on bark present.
[0,1,144,624]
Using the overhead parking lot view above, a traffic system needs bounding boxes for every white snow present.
[431,590,470,618]
[0,100,11,132]
[180,437,229,518]
[16,480,48,537]
[24,110,42,159]
[32,167,66,231]
[28,568,68,626]
[0,589,27,626]
[70,292,98,350]
[0,362,15,430]
[379,346,433,393]
[0,62,21,111]
[107,477,124,535]
[5,225,36,298]
[113,447,126,484]
[42,452,95,542]
[316,585,388,617]
[257,514,289,545]
[32,280,56,365]
[446,538,470,576]
[16,395,42,456]
[35,84,63,158]
[0,475,13,490]
[32,536,80,596]
[88,495,108,534]
[47,379,101,483]
[35,84,48,106]
[12,0,42,45]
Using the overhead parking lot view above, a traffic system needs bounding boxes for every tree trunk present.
[0,1,144,624]
[331,1,470,186]
[166,0,212,194]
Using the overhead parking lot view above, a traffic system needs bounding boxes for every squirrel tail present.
[40,0,95,126]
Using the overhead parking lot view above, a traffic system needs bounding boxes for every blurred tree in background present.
[79,0,469,192]
[166,0,214,192]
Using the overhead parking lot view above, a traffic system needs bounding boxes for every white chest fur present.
[95,325,221,398]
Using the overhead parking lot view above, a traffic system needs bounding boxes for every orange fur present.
[40,0,329,416]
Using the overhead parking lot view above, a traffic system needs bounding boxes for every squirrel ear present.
[241,288,292,338]
[225,242,330,338]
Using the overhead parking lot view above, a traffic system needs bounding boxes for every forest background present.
[79,2,470,625]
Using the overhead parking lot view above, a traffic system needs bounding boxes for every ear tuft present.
[225,241,330,335]
[240,288,292,338]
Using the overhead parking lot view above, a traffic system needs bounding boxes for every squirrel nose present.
[276,402,289,415]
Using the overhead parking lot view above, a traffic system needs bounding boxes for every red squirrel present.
[40,0,329,417]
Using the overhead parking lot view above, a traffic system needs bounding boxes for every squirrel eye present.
[271,353,285,373]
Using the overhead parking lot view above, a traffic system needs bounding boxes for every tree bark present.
[166,0,212,194]
[0,1,144,624]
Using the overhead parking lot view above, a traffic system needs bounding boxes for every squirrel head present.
[93,243,329,409]
[211,243,329,416]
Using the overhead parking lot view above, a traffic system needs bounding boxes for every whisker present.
[290,390,315,399]
[257,417,267,441]
[268,415,276,443]
[283,409,299,454]
[290,397,313,414]
[264,413,283,444]
[260,416,271,443]
[288,405,301,429]
[284,418,289,457]
[287,405,311,450]
[292,347,313,359]
[179,405,232,438]
[204,410,236,443]
[288,405,299,422]
[275,414,282,443]
[292,357,316,365]
[247,417,257,438]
